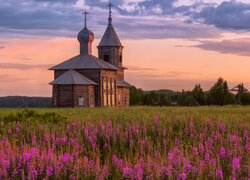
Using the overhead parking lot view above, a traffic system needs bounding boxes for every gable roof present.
[117,80,131,87]
[99,24,122,47]
[49,54,118,71]
[49,70,97,85]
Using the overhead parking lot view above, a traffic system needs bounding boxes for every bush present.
[3,109,66,124]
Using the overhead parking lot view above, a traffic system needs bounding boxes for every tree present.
[129,86,144,105]
[209,77,231,105]
[240,92,250,105]
[191,84,206,105]
[177,91,199,106]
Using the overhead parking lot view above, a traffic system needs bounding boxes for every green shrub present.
[2,109,66,124]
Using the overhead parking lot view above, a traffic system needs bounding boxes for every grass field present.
[0,106,249,179]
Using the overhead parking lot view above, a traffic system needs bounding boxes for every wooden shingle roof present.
[49,70,97,85]
[117,80,131,87]
[99,24,122,47]
[49,54,118,71]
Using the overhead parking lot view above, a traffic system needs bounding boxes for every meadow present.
[0,106,249,179]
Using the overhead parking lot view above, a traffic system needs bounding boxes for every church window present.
[90,94,94,105]
[103,78,107,106]
[118,94,121,106]
[103,55,109,62]
[79,96,85,106]
[111,79,115,106]
[54,97,57,106]
[119,54,122,63]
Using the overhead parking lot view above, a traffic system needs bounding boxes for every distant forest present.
[130,77,250,106]
[1,77,250,107]
[0,96,52,108]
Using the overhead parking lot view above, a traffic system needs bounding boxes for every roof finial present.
[82,11,89,27]
[107,2,114,25]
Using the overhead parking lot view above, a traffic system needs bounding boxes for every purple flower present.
[4,160,10,169]
[232,157,240,170]
[192,147,198,155]
[46,166,53,177]
[216,168,223,179]
[219,147,226,157]
[133,163,143,180]
[200,160,205,169]
[168,152,174,162]
[123,166,132,177]
[62,153,71,163]
[154,116,159,126]
[178,172,186,180]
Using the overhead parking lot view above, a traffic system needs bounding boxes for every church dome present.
[77,26,94,44]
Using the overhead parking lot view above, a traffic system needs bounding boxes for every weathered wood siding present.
[117,69,124,80]
[73,85,95,108]
[57,85,74,107]
[117,87,129,107]
[100,70,117,107]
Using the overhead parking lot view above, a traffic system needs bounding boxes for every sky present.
[0,0,250,96]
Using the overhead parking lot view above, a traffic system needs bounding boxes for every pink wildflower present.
[219,147,226,157]
[216,168,223,179]
[232,157,240,170]
[178,172,187,180]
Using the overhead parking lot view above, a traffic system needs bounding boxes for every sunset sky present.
[0,0,250,96]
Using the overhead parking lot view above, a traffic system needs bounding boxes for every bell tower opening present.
[119,54,122,63]
[103,54,110,62]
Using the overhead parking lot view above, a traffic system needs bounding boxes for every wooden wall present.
[53,69,130,107]
[73,85,95,108]
[52,85,95,107]
[117,87,129,107]
[100,70,117,107]
[53,85,74,107]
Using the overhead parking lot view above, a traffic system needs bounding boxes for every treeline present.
[0,96,52,108]
[130,77,250,106]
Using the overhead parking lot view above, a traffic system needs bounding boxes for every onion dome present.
[77,26,94,45]
[78,11,94,55]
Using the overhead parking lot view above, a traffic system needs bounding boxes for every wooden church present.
[49,4,130,108]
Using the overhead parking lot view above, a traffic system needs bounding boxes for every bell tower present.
[98,3,125,80]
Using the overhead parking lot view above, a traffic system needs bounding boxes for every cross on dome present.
[107,2,114,24]
[82,11,89,27]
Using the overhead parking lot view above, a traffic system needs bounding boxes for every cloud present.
[0,0,221,40]
[127,65,158,71]
[0,0,249,41]
[0,46,4,49]
[196,1,250,30]
[127,68,201,79]
[0,63,53,70]
[194,38,250,56]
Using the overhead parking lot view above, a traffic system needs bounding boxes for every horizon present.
[1,0,250,96]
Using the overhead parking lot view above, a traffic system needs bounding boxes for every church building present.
[49,4,130,107]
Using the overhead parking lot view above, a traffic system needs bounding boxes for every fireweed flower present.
[232,157,241,172]
[123,166,132,177]
[46,166,53,176]
[216,168,223,179]
[220,147,226,157]
[192,147,198,155]
[178,172,187,180]
[154,116,159,126]
[133,163,143,180]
